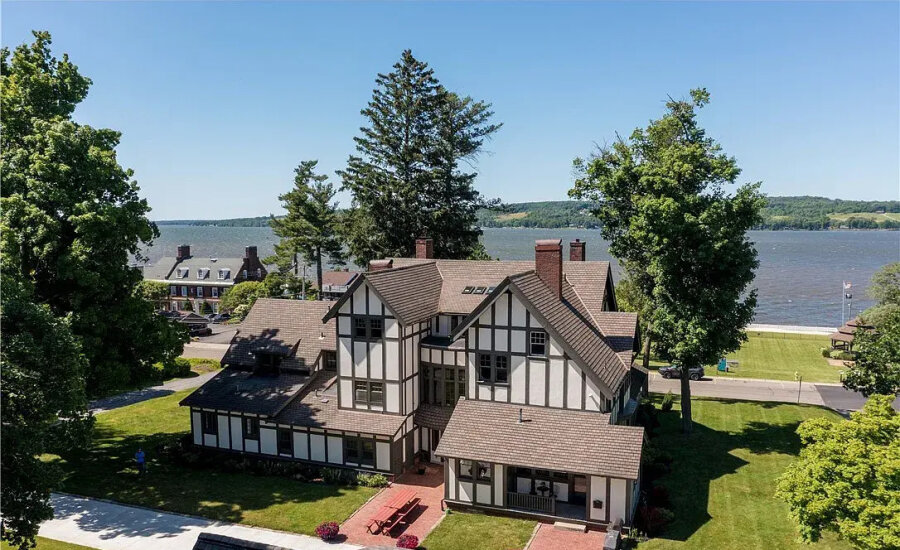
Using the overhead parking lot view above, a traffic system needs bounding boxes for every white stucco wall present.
[259,428,277,455]
[217,415,230,449]
[192,412,202,445]
[590,476,607,521]
[229,417,242,451]
[610,478,627,525]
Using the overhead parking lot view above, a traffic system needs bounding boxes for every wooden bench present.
[366,488,418,535]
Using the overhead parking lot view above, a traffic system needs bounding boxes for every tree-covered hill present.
[156,196,900,230]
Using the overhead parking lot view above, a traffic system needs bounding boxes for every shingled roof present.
[224,299,335,369]
[275,373,406,436]
[435,399,644,479]
[179,368,309,417]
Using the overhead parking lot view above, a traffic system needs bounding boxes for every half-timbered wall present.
[463,290,611,412]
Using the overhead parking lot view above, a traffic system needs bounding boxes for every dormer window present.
[197,268,210,279]
[218,269,230,280]
[177,267,189,278]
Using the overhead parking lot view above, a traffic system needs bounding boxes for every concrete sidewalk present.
[40,494,361,550]
[649,372,827,406]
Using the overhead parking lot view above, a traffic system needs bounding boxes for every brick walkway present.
[341,463,445,547]
[526,522,607,550]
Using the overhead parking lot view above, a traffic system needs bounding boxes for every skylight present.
[462,286,474,294]
[473,287,487,294]
[487,286,496,293]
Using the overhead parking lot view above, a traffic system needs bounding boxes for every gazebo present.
[830,317,874,351]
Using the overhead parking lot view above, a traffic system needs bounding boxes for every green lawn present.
[650,331,842,383]
[637,396,850,550]
[51,390,376,536]
[422,510,536,550]
[2,538,96,550]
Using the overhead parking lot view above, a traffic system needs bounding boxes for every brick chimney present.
[177,245,191,260]
[415,237,434,259]
[244,246,258,259]
[535,239,562,299]
[368,259,393,272]
[570,239,586,261]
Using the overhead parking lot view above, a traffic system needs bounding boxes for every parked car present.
[659,364,704,381]
[189,326,213,337]
[210,313,231,323]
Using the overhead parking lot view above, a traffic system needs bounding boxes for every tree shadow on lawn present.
[648,399,814,542]
[52,425,367,536]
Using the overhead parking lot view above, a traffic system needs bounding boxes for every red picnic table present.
[366,488,419,535]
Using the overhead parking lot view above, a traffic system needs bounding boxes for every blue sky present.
[3,1,898,220]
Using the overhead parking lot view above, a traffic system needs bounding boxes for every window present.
[218,269,229,280]
[476,461,492,482]
[450,315,461,331]
[458,460,491,482]
[344,437,375,467]
[170,286,177,296]
[354,317,367,338]
[473,286,486,294]
[211,287,219,298]
[529,331,547,356]
[323,351,337,371]
[459,459,474,480]
[242,269,248,278]
[352,317,383,340]
[277,428,292,455]
[197,268,209,279]
[181,286,189,297]
[355,381,384,406]
[369,318,383,339]
[196,286,204,298]
[478,353,509,385]
[256,268,262,278]
[201,412,217,435]
[243,417,259,440]
[177,267,189,278]
[462,286,474,294]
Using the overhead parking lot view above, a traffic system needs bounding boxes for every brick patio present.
[526,522,608,550]
[341,463,445,547]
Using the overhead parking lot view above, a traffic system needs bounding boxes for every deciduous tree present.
[843,308,900,397]
[862,262,900,328]
[268,160,345,295]
[776,395,900,550]
[1,31,186,395]
[570,88,764,433]
[219,280,269,317]
[339,50,500,265]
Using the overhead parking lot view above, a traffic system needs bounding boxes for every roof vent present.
[210,257,218,262]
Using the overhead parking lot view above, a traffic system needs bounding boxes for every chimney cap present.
[368,259,393,271]
[535,238,562,249]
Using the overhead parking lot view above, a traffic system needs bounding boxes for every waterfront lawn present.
[50,390,377,536]
[2,538,96,550]
[650,331,840,383]
[422,511,536,550]
[638,396,849,550]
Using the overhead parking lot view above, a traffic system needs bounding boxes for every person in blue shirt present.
[135,448,146,475]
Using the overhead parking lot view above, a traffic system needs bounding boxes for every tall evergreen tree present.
[269,160,345,295]
[339,50,500,265]
[571,89,764,433]
[1,31,186,395]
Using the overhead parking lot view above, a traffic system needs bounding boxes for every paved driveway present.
[41,494,361,550]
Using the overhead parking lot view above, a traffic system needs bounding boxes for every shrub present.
[821,347,831,358]
[636,505,674,536]
[150,357,192,381]
[829,350,856,361]
[650,485,670,507]
[357,473,389,488]
[323,467,356,485]
[396,534,419,548]
[315,521,340,541]
[660,391,675,412]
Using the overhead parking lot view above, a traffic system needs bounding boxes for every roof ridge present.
[367,260,439,277]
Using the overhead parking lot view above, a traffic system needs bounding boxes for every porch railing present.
[506,491,555,515]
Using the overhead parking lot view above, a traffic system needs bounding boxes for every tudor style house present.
[141,245,268,312]
[180,238,646,527]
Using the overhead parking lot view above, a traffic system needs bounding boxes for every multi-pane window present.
[197,286,204,298]
[344,437,375,467]
[277,428,292,455]
[218,269,229,280]
[201,411,217,435]
[529,331,547,356]
[459,460,491,482]
[477,354,509,385]
[323,351,337,370]
[211,287,219,298]
[170,286,177,296]
[354,381,384,406]
[242,417,259,440]
[352,317,384,340]
[181,286,189,297]
[423,365,466,406]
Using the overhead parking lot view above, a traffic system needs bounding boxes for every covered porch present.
[435,399,645,526]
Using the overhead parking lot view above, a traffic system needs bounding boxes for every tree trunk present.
[315,246,323,301]
[640,327,652,397]
[680,372,693,434]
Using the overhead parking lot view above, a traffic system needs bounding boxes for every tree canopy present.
[219,280,269,317]
[268,160,345,294]
[776,395,900,550]
[339,50,501,265]
[570,88,764,433]
[843,308,900,397]
[862,262,900,328]
[1,31,186,396]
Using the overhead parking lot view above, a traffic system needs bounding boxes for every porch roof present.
[435,399,644,480]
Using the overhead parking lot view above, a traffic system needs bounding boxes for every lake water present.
[143,226,899,327]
